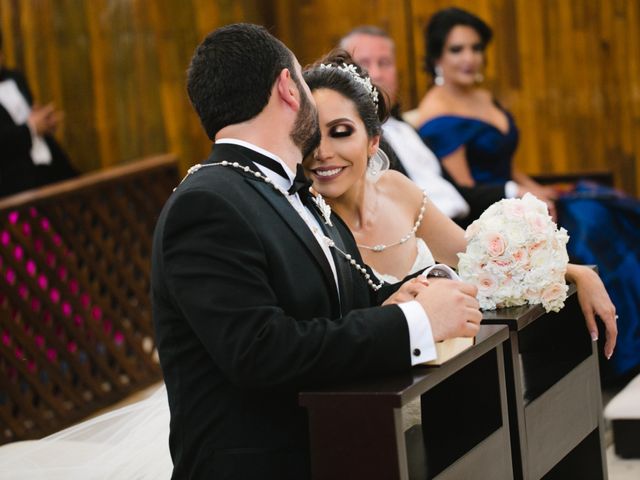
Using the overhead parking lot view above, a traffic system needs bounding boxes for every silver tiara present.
[319,63,379,111]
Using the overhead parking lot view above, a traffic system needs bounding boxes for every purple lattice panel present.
[0,155,178,444]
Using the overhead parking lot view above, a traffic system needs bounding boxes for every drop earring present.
[366,149,390,183]
[434,66,445,86]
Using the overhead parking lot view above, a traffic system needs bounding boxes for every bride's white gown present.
[0,385,173,479]
[0,240,436,478]
[370,238,435,284]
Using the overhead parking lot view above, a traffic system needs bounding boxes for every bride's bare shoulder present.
[379,171,424,207]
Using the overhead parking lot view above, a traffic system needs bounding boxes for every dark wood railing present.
[0,155,179,444]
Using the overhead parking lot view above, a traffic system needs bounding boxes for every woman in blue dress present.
[412,7,640,381]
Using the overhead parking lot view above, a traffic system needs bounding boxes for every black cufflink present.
[413,348,421,356]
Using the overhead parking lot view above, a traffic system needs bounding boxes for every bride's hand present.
[567,264,617,358]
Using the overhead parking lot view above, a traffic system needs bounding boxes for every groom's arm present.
[332,216,477,365]
[156,187,420,389]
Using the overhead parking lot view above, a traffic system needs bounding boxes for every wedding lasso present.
[176,161,384,291]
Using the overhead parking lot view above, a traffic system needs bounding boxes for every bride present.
[301,48,617,431]
[301,50,616,359]
[0,49,618,480]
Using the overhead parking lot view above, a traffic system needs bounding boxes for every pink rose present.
[485,232,506,257]
[512,248,530,267]
[528,240,546,253]
[541,283,566,303]
[477,273,498,293]
[491,258,513,268]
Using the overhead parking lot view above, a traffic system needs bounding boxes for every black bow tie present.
[246,155,289,179]
[245,154,310,197]
[288,164,313,198]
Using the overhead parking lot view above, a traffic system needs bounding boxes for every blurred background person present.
[412,7,640,381]
[0,30,77,197]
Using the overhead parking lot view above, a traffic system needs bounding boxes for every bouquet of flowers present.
[457,193,570,312]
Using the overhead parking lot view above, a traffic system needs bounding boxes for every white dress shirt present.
[215,138,437,364]
[383,117,469,218]
[0,78,52,165]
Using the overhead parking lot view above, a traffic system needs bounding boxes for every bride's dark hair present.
[303,49,390,138]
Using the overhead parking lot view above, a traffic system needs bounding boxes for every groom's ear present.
[275,68,300,111]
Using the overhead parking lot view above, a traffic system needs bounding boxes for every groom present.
[151,23,481,479]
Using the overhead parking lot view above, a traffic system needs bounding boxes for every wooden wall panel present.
[272,0,416,110]
[1,1,638,195]
[0,0,266,174]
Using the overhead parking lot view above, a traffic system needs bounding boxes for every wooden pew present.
[0,155,179,445]
[300,324,512,479]
[483,283,608,480]
[301,285,607,479]
[533,171,614,188]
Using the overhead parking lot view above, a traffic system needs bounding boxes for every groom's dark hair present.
[187,23,298,140]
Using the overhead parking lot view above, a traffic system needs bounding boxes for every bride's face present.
[436,25,485,87]
[303,88,378,200]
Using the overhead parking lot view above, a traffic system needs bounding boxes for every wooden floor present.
[601,381,640,480]
[607,446,640,479]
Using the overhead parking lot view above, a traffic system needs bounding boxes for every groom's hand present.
[414,280,482,342]
[382,277,430,305]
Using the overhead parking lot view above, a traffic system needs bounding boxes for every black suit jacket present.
[0,67,76,197]
[152,143,412,479]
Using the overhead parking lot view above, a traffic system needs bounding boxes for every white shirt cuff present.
[505,180,519,198]
[399,300,437,365]
[26,120,53,165]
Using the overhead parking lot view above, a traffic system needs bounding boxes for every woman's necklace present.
[357,191,427,252]
[177,161,384,291]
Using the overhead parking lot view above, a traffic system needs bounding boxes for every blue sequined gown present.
[419,112,640,378]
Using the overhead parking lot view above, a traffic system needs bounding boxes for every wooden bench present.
[301,285,608,479]
[533,171,614,188]
[483,283,608,479]
[300,324,512,479]
[0,154,179,445]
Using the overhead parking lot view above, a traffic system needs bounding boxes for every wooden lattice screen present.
[0,154,179,445]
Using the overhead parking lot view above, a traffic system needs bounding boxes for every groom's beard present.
[290,89,321,159]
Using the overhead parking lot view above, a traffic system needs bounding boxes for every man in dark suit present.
[340,26,507,226]
[0,33,77,197]
[152,23,481,479]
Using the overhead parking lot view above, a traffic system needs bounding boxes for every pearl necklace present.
[178,161,384,291]
[357,191,428,252]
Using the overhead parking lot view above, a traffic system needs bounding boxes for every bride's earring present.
[434,65,445,86]
[475,72,484,83]
[366,149,390,183]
